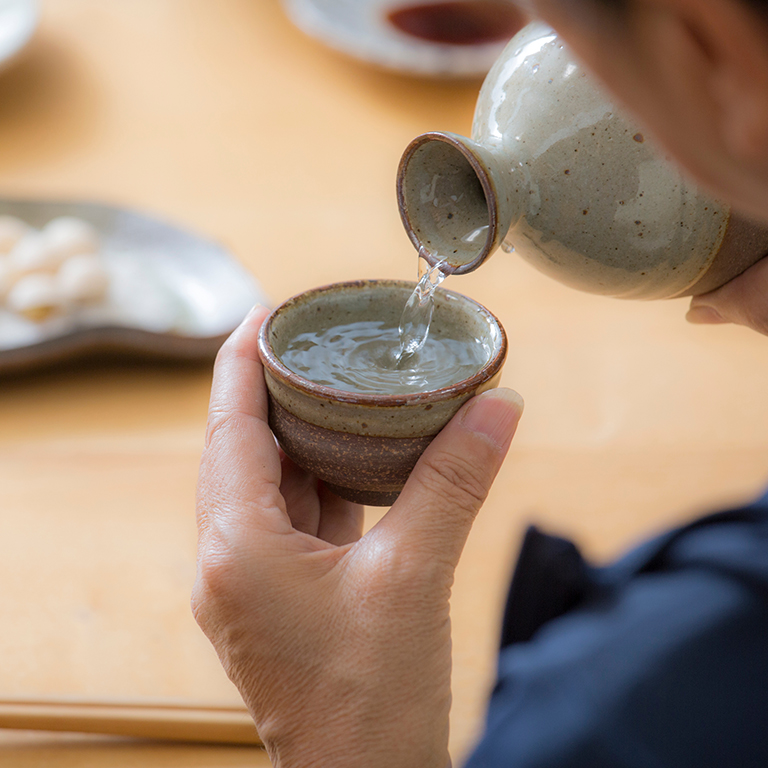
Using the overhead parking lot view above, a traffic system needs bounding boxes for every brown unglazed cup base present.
[323,484,402,507]
[269,401,435,507]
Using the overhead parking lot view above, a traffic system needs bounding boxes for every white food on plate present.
[10,231,64,273]
[0,256,17,299]
[0,215,30,254]
[57,253,109,303]
[42,216,100,262]
[1,216,109,321]
[9,217,102,276]
[6,272,63,321]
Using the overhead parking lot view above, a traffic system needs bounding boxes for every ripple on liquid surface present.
[280,319,491,395]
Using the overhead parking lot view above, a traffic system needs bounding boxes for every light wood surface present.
[1,2,767,766]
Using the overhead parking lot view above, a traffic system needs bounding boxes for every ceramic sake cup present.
[257,279,507,506]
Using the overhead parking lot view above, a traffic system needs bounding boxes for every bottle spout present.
[396,131,516,275]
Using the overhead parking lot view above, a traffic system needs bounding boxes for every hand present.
[192,306,524,768]
[687,255,768,334]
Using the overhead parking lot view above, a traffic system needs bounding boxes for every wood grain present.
[1,2,767,767]
[0,699,259,745]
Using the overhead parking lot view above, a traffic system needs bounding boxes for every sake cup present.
[257,279,507,506]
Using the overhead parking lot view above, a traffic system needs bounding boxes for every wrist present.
[252,660,451,768]
[264,732,450,768]
[268,745,451,768]
[261,719,450,768]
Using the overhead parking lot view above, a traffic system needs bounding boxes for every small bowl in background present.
[280,0,526,78]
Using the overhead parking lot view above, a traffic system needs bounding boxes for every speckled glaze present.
[397,23,768,299]
[257,280,507,506]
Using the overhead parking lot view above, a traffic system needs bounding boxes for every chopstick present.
[0,698,261,745]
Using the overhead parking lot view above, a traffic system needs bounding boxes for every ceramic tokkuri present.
[397,23,768,300]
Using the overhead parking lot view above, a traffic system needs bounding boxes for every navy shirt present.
[466,493,768,768]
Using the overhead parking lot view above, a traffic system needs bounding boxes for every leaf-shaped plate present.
[0,199,266,374]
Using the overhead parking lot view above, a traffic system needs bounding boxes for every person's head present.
[524,0,768,222]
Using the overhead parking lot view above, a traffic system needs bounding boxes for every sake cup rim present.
[257,279,507,407]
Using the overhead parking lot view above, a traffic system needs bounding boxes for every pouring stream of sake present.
[395,251,449,367]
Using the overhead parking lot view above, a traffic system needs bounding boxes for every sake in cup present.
[257,279,507,506]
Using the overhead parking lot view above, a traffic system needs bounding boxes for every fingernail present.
[462,389,524,449]
[686,305,727,324]
[242,304,265,324]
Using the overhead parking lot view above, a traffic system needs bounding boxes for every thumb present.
[376,388,524,568]
[687,255,768,335]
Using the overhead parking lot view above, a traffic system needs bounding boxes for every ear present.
[674,0,768,164]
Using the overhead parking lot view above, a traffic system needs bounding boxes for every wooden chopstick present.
[0,698,261,745]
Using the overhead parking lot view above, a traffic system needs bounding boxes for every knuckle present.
[418,449,488,511]
[204,406,245,450]
[191,548,240,627]
[740,301,768,335]
[190,577,212,631]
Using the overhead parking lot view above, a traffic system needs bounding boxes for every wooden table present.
[1,2,767,765]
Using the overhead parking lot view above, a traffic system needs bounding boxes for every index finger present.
[198,305,287,529]
[207,305,272,438]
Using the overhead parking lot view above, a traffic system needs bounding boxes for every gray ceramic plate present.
[0,199,266,374]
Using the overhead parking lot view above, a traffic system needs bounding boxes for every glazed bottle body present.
[397,24,768,299]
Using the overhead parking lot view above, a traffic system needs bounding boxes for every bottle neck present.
[396,131,520,274]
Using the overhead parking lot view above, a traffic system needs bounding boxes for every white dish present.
[0,0,38,72]
[281,0,519,78]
